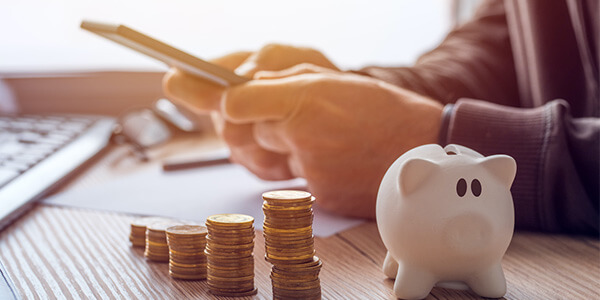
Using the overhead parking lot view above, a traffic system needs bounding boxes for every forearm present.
[356,0,520,106]
[441,99,599,235]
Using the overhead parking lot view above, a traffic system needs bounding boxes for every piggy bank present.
[376,144,516,299]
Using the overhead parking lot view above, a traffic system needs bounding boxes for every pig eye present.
[456,178,467,197]
[471,179,482,197]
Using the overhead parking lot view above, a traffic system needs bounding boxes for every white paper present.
[44,164,363,237]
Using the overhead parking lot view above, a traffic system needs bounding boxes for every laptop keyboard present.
[0,115,98,188]
[0,113,115,230]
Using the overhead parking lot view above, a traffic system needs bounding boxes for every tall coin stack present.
[130,217,172,247]
[145,220,185,262]
[166,225,208,280]
[262,190,323,300]
[205,214,258,297]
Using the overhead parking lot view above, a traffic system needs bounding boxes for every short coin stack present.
[262,190,322,300]
[166,225,208,280]
[130,217,172,247]
[205,214,257,297]
[145,220,185,262]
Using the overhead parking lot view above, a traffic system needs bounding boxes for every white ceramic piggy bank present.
[376,144,516,299]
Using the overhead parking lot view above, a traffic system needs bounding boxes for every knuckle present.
[162,69,180,98]
[294,62,318,72]
[221,92,241,121]
[260,43,284,54]
[220,122,249,146]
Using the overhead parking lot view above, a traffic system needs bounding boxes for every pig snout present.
[442,213,493,255]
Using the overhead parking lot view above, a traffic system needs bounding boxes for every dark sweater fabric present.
[358,0,599,235]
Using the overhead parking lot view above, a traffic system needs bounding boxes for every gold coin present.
[169,271,207,280]
[145,253,169,262]
[262,190,312,201]
[263,224,312,233]
[206,214,254,226]
[166,225,207,236]
[169,259,207,267]
[263,222,313,230]
[264,234,314,243]
[265,254,315,265]
[273,256,322,270]
[272,278,320,289]
[266,246,314,255]
[147,221,186,232]
[272,287,321,299]
[206,241,254,249]
[208,287,257,297]
[208,269,253,278]
[170,266,206,274]
[207,259,254,268]
[205,237,255,246]
[262,201,314,211]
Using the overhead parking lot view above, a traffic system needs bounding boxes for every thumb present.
[254,63,335,80]
[221,76,308,123]
[210,51,252,70]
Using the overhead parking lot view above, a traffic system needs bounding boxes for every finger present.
[210,51,252,70]
[210,111,225,135]
[229,144,293,180]
[163,68,223,112]
[235,43,339,78]
[221,76,308,123]
[234,60,259,77]
[253,121,290,154]
[287,153,305,178]
[219,120,256,147]
[254,63,335,80]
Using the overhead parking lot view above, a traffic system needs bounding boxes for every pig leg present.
[382,251,398,279]
[393,263,436,300]
[465,263,506,298]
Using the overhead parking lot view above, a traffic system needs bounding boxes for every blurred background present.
[0,0,481,115]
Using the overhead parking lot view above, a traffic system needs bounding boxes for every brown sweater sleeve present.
[446,99,599,235]
[356,0,520,107]
[356,0,599,235]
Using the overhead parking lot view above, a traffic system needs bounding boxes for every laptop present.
[0,113,115,229]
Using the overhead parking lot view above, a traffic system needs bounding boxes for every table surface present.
[0,135,598,299]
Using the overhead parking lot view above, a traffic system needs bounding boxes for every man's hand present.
[217,68,442,218]
[164,44,339,180]
[164,46,442,218]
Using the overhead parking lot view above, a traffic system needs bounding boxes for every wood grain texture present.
[0,205,597,300]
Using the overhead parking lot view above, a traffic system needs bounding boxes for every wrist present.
[438,104,454,146]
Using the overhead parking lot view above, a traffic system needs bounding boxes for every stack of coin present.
[271,256,323,299]
[262,190,322,300]
[205,214,258,297]
[145,220,185,262]
[166,225,208,280]
[130,217,172,247]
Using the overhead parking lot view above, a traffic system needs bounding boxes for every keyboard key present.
[0,142,25,156]
[1,161,30,172]
[59,121,88,132]
[18,131,43,144]
[45,133,72,143]
[33,123,59,133]
[9,121,34,130]
[11,153,43,165]
[0,169,19,187]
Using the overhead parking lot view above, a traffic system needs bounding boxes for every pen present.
[162,156,231,171]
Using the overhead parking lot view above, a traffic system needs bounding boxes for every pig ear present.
[399,158,438,196]
[479,155,517,187]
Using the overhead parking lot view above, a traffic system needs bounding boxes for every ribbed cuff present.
[447,99,549,231]
[438,104,454,146]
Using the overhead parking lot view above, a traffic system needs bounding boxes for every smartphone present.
[80,20,249,87]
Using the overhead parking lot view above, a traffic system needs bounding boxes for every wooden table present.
[0,135,598,299]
